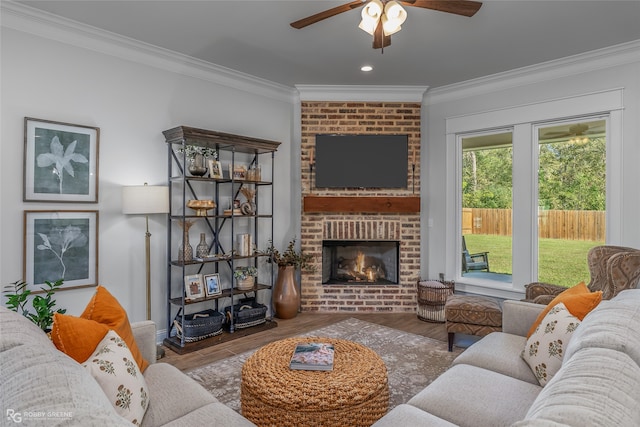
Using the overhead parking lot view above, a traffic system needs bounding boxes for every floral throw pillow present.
[82,330,149,425]
[522,302,581,386]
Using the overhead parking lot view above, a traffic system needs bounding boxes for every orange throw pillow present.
[81,286,149,372]
[527,282,602,338]
[51,314,110,363]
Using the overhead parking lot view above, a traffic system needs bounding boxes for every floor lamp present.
[122,183,169,358]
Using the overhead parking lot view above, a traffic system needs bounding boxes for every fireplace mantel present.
[303,196,420,213]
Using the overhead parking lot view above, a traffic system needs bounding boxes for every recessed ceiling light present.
[361,65,373,72]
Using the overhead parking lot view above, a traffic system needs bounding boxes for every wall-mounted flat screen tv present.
[315,134,408,189]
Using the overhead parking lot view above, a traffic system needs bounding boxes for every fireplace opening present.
[322,240,399,285]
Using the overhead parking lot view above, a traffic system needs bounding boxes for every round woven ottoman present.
[241,337,389,427]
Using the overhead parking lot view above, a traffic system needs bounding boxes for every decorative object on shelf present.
[122,183,170,323]
[240,187,257,215]
[230,164,247,180]
[247,165,261,181]
[184,273,204,300]
[187,199,216,216]
[196,233,209,258]
[234,266,258,291]
[178,220,194,262]
[208,159,223,179]
[236,234,254,256]
[265,238,316,319]
[177,145,217,177]
[23,117,100,203]
[2,279,66,332]
[203,273,222,297]
[188,153,208,176]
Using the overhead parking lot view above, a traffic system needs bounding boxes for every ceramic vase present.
[188,153,208,176]
[196,233,209,258]
[273,265,299,319]
[178,221,194,262]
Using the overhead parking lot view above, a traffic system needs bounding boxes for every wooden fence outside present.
[463,208,605,241]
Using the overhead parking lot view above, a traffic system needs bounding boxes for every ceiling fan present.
[290,0,483,50]
[542,123,606,139]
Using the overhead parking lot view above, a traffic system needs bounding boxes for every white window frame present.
[445,89,623,299]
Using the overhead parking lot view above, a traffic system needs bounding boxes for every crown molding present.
[425,39,640,106]
[296,85,428,102]
[1,1,297,103]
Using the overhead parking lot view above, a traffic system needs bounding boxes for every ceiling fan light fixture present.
[382,1,407,35]
[358,0,384,35]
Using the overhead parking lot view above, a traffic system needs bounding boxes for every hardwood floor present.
[160,312,448,372]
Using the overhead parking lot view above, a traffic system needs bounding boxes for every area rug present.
[187,318,463,412]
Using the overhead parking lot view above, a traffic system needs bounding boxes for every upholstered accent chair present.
[524,245,640,304]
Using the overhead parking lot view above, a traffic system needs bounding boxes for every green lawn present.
[464,234,603,287]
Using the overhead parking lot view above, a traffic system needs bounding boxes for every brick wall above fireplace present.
[300,101,421,313]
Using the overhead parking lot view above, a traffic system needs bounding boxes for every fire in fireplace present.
[322,240,399,285]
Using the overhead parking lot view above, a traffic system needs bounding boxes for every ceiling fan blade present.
[402,0,482,17]
[290,0,366,29]
[372,19,391,49]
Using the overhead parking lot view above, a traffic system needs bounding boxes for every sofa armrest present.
[502,300,545,337]
[131,320,157,366]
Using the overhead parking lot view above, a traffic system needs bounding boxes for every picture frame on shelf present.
[229,164,247,180]
[24,117,99,203]
[203,273,222,297]
[208,159,223,179]
[184,274,204,300]
[24,210,98,292]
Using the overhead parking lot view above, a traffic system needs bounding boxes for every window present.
[445,89,622,297]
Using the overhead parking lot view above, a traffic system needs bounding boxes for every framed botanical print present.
[24,210,98,292]
[24,117,100,202]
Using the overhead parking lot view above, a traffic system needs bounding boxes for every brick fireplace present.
[300,101,421,313]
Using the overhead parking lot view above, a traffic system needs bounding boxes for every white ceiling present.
[16,0,640,88]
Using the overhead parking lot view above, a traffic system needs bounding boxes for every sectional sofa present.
[373,289,640,426]
[0,307,255,426]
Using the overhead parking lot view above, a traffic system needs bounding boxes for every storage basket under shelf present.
[224,299,267,329]
[173,309,224,343]
[416,279,455,323]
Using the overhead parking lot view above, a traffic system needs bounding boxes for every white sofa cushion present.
[516,347,640,427]
[408,364,541,427]
[453,332,539,385]
[371,404,457,427]
[565,289,640,365]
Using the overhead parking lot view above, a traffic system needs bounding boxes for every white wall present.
[1,24,296,334]
[423,41,640,293]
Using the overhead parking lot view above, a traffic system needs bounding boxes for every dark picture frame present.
[24,117,100,203]
[24,210,99,292]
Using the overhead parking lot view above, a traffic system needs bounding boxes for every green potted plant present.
[3,279,66,332]
[264,238,315,319]
[233,266,258,290]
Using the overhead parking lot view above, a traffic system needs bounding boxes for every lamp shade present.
[122,184,169,215]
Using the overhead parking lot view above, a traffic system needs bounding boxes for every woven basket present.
[173,309,224,342]
[236,276,255,291]
[224,299,267,329]
[416,279,455,323]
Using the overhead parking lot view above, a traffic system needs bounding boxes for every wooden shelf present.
[303,196,420,213]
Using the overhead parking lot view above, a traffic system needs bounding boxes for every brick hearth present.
[300,101,421,312]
